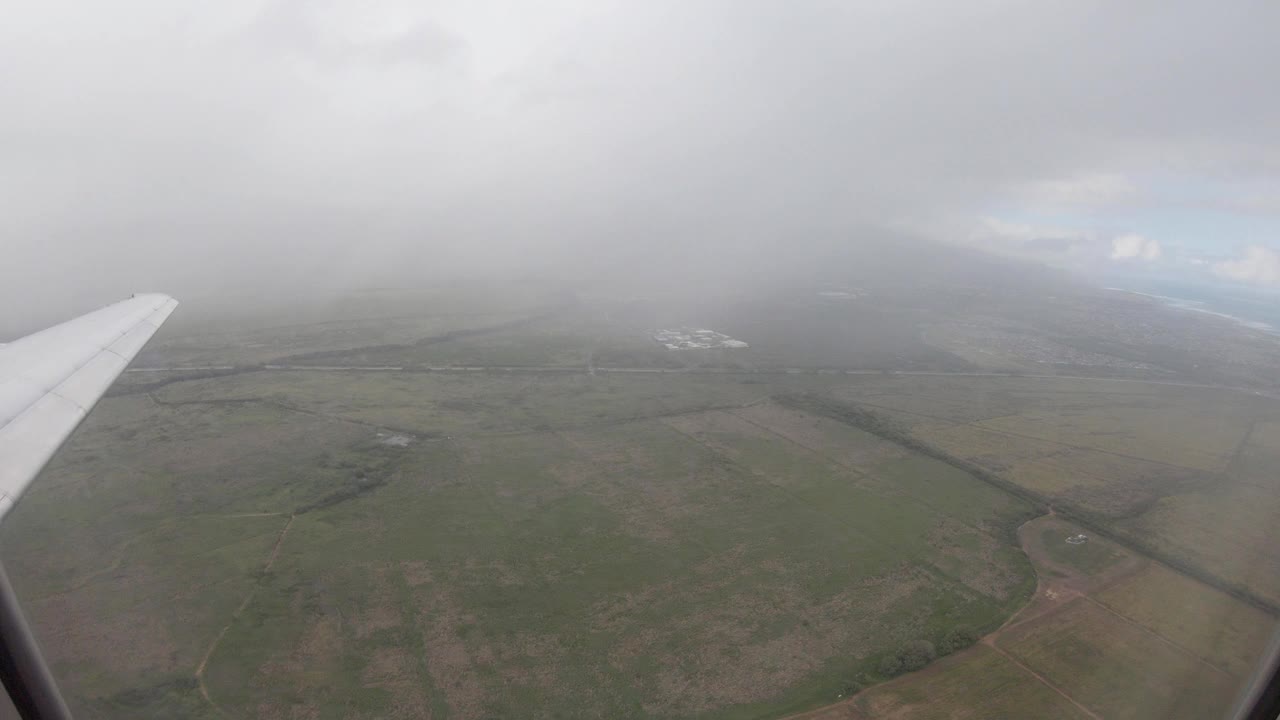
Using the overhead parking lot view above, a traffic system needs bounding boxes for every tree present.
[880,639,939,677]
[898,639,937,672]
[879,654,904,677]
[939,626,978,655]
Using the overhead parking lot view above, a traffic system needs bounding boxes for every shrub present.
[939,626,978,655]
[879,654,904,677]
[880,639,939,677]
[898,639,937,672]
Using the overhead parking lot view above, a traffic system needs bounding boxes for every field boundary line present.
[848,397,1214,476]
[1083,594,1236,677]
[784,393,1280,615]
[195,512,296,716]
[722,406,996,539]
[988,644,1103,720]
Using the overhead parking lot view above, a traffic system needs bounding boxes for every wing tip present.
[130,292,179,304]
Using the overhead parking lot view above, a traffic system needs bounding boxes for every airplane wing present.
[0,294,178,522]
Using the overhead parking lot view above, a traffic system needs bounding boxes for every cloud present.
[1110,233,1162,261]
[1,0,1279,315]
[1227,185,1280,215]
[1213,246,1280,285]
[969,217,1086,246]
[249,1,469,67]
[964,219,1167,271]
[951,216,1116,270]
[1017,173,1138,210]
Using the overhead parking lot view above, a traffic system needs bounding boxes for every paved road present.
[125,363,1277,398]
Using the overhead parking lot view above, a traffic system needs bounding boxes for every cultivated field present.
[835,376,1280,608]
[837,513,1272,720]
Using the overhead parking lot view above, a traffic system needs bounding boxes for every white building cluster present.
[652,328,749,350]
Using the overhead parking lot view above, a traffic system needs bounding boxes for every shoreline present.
[1104,286,1277,334]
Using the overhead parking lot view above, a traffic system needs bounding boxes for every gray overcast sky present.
[2,0,1279,317]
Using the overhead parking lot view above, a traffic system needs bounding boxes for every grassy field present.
[5,302,1280,719]
[850,645,1093,719]
[2,363,1042,719]
[198,412,1036,719]
[1096,564,1275,679]
[997,599,1240,720]
[845,512,1270,720]
[1027,516,1130,579]
[152,370,826,436]
[832,376,1280,609]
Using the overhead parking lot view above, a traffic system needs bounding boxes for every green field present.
[198,409,1038,719]
[2,365,1041,719]
[1037,526,1127,578]
[4,298,1280,719]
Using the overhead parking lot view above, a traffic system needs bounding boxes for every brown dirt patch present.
[661,409,776,448]
[402,560,434,587]
[253,611,343,719]
[626,567,932,717]
[552,424,714,542]
[360,648,432,719]
[412,585,487,720]
[33,591,180,680]
[27,562,204,693]
[592,580,680,633]
[353,565,402,639]
[927,518,1025,602]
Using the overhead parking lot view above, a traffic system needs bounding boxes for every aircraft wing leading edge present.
[0,294,178,521]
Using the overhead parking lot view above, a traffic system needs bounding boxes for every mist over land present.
[4,3,1280,719]
[3,1,1278,332]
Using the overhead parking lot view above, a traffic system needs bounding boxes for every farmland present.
[3,286,1279,719]
[841,512,1270,720]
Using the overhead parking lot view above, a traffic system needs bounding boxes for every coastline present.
[1104,286,1278,334]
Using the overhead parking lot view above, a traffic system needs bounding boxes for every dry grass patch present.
[852,643,1093,720]
[412,585,488,720]
[728,402,908,467]
[997,598,1240,720]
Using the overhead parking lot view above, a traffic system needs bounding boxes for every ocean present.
[1103,278,1280,334]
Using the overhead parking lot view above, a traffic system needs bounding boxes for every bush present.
[939,626,978,655]
[879,639,939,677]
[898,639,937,672]
[879,654,904,677]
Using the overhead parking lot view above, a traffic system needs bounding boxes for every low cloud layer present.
[1110,234,1162,262]
[1,1,1278,319]
[1215,246,1280,286]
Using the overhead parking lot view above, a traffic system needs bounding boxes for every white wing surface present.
[0,294,178,521]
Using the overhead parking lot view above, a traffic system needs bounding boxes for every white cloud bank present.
[1110,233,1162,261]
[1213,246,1280,285]
[1020,172,1138,210]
